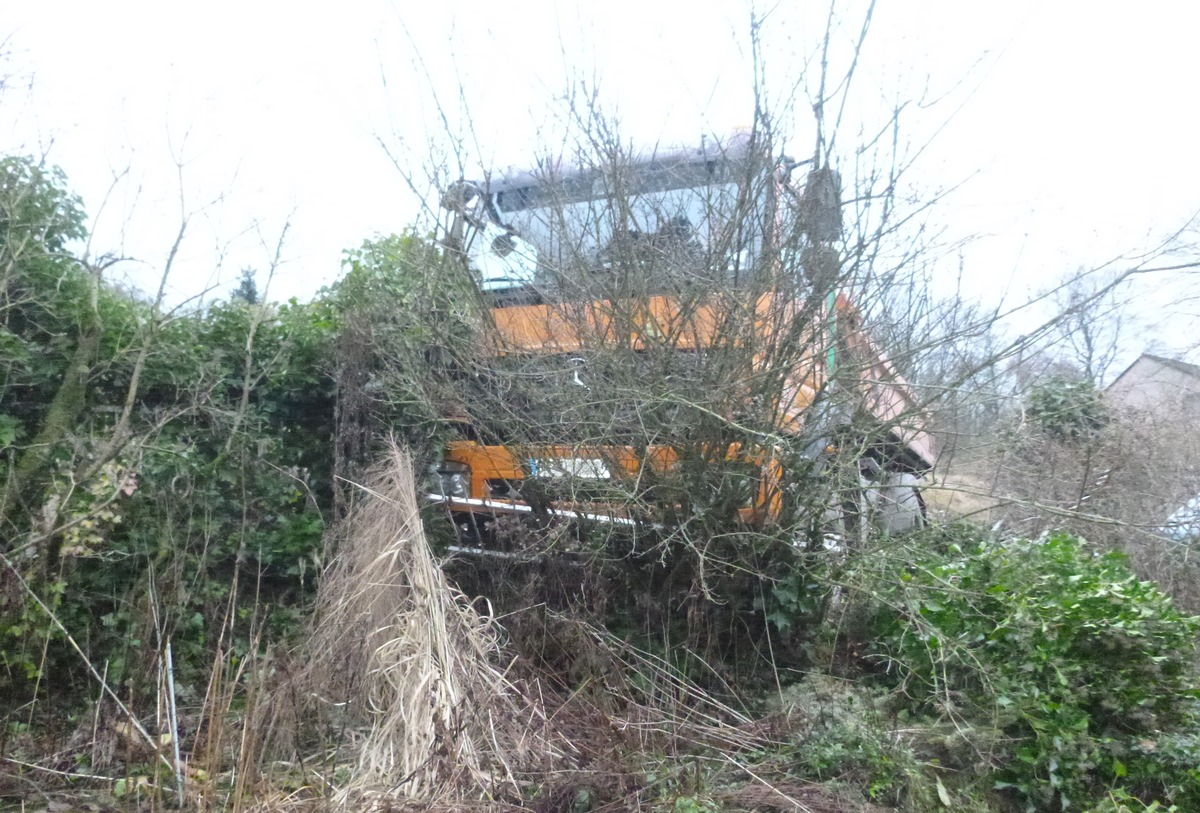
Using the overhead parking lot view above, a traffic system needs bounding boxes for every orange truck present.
[432,134,936,535]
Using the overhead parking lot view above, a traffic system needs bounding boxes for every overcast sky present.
[5,1,1199,364]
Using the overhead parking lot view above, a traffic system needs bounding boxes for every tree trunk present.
[1,326,101,543]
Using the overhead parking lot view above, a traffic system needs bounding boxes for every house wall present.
[1107,356,1200,416]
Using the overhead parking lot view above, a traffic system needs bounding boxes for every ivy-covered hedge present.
[863,527,1200,811]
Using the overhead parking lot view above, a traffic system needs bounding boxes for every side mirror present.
[440,180,482,214]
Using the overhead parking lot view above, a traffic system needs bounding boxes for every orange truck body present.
[436,290,935,528]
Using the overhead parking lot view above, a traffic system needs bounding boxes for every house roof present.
[1107,353,1200,392]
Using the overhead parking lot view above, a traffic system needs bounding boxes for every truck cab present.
[433,133,934,536]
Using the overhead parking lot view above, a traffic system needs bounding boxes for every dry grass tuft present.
[288,443,560,806]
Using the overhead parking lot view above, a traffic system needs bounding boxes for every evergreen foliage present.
[859,525,1200,811]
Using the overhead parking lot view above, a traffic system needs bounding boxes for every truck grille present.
[486,477,629,505]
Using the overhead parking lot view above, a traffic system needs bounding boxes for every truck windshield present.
[490,159,768,287]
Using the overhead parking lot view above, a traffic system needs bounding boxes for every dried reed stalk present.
[303,443,549,805]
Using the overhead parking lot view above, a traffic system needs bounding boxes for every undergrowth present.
[839,524,1200,812]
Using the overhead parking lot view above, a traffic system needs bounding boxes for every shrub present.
[1025,377,1108,440]
[772,675,936,809]
[862,528,1200,811]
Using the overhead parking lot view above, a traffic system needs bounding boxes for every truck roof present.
[474,131,758,194]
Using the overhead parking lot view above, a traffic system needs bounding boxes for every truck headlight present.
[432,461,470,499]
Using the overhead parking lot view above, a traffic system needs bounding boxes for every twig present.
[3,756,118,783]
[92,659,108,763]
[166,640,185,806]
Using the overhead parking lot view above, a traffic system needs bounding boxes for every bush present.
[771,675,937,809]
[1025,377,1108,440]
[862,528,1200,811]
